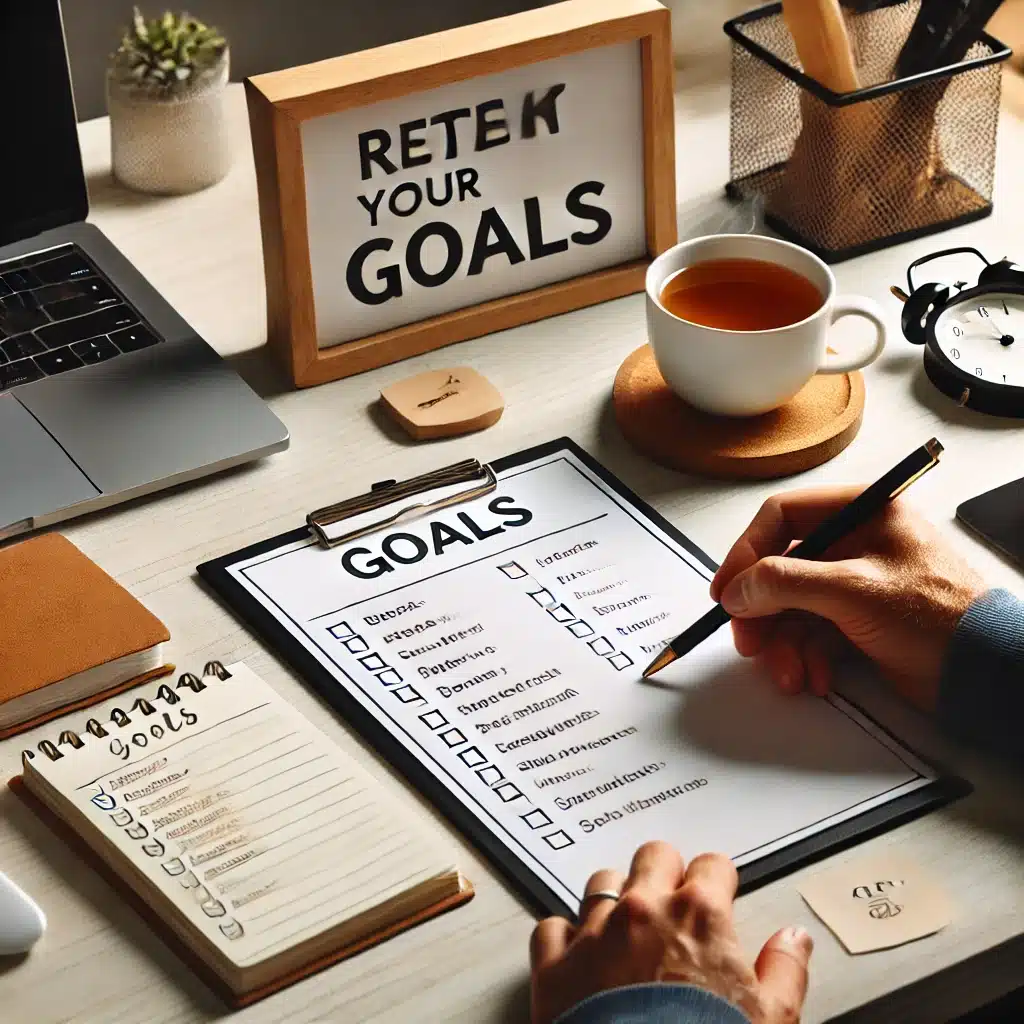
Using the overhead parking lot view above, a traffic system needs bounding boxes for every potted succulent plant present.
[107,8,231,194]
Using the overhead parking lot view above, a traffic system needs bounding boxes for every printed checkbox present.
[458,746,488,769]
[498,561,528,579]
[358,653,387,672]
[376,668,403,686]
[392,685,424,704]
[521,808,553,830]
[328,621,356,640]
[543,829,575,850]
[567,620,594,638]
[438,727,467,748]
[529,588,556,608]
[342,635,369,655]
[493,781,524,803]
[588,637,614,656]
[419,709,449,730]
[547,604,575,623]
[608,652,634,671]
[476,765,504,786]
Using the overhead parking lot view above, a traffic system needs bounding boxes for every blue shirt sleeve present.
[937,588,1024,766]
[554,984,749,1024]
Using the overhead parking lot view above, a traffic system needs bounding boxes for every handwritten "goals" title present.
[347,83,611,306]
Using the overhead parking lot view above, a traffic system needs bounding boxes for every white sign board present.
[302,43,647,347]
[246,0,675,386]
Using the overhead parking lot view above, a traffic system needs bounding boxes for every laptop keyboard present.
[0,243,161,393]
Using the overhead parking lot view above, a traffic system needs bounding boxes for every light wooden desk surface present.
[2,67,1024,1024]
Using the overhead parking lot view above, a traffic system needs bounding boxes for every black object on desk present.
[643,437,945,678]
[896,0,1006,77]
[957,477,1024,571]
[891,245,1024,418]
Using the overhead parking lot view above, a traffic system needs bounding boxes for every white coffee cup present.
[645,234,887,417]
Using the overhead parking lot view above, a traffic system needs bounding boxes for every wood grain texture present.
[5,77,1024,1024]
[641,9,677,257]
[244,81,290,375]
[613,345,863,478]
[248,0,668,118]
[245,82,318,385]
[245,0,676,388]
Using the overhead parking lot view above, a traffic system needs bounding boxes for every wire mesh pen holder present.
[725,1,1011,263]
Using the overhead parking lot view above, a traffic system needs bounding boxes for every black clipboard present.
[198,437,970,920]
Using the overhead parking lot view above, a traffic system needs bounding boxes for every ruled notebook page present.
[28,663,455,968]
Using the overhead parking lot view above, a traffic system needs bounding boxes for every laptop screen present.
[0,1,88,247]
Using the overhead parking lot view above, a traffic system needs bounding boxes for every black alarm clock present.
[893,246,1024,417]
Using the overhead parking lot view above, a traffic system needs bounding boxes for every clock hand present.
[984,317,1014,345]
[984,324,1016,346]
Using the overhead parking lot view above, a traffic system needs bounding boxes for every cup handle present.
[818,295,887,374]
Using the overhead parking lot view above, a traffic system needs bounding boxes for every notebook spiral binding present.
[24,661,233,763]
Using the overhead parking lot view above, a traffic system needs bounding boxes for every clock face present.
[933,291,1024,387]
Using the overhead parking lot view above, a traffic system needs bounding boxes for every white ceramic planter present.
[107,54,232,195]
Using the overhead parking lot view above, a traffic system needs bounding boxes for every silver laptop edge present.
[0,2,289,540]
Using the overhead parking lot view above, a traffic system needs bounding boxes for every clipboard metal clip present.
[307,458,498,549]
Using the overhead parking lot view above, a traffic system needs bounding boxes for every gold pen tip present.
[926,437,943,459]
[641,647,678,679]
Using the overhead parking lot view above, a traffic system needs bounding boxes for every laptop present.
[0,1,289,541]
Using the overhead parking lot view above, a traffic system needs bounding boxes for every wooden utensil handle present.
[783,0,861,92]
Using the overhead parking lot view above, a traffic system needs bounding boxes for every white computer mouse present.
[0,871,45,955]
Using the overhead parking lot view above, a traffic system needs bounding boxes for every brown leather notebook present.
[0,533,171,736]
[14,661,473,1006]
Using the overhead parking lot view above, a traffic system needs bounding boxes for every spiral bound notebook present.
[11,661,473,1006]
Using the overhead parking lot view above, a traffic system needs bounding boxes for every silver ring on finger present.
[581,889,621,905]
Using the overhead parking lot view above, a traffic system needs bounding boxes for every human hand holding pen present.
[709,488,985,712]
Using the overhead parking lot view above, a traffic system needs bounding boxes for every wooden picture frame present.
[246,0,676,388]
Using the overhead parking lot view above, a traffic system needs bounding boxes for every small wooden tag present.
[379,367,504,440]
[799,854,952,955]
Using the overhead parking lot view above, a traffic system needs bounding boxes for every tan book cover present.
[0,534,171,734]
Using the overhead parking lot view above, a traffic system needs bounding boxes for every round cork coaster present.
[613,345,864,480]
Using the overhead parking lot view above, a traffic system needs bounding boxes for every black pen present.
[641,438,945,679]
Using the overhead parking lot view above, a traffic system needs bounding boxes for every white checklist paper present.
[224,446,938,912]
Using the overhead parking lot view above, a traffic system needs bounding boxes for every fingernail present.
[780,926,813,953]
[721,579,748,615]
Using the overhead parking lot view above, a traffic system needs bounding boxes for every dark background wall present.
[64,0,555,121]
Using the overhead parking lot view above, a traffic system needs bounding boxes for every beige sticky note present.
[379,367,504,440]
[799,855,952,954]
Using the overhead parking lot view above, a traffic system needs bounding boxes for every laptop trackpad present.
[0,395,99,531]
